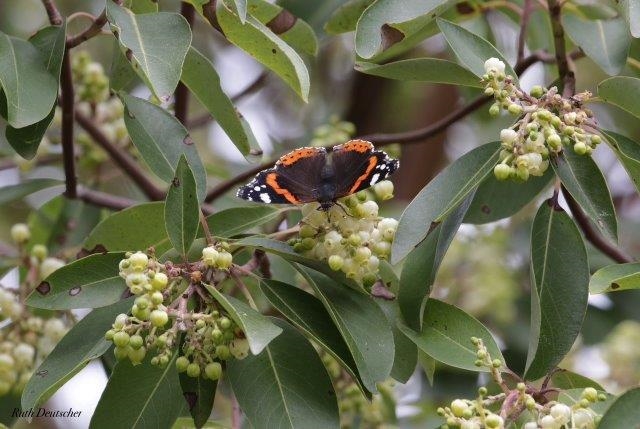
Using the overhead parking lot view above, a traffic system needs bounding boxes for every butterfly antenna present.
[334,202,353,218]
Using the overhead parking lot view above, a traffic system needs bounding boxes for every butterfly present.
[236,140,399,210]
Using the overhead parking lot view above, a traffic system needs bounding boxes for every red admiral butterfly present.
[237,140,399,210]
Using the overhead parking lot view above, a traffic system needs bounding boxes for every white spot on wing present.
[254,186,261,191]
[370,173,380,185]
[259,193,272,203]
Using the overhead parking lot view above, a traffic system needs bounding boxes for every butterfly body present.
[237,140,399,210]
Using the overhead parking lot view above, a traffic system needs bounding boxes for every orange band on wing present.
[266,173,300,204]
[338,140,374,153]
[349,156,377,194]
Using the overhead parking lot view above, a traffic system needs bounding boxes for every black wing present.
[331,140,399,198]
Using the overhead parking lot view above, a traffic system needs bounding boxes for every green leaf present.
[0,393,21,426]
[106,2,191,99]
[179,374,216,429]
[437,18,519,85]
[165,155,199,259]
[563,12,630,76]
[245,0,318,56]
[552,149,617,244]
[549,369,605,390]
[90,352,184,429]
[125,0,159,13]
[524,201,589,381]
[181,47,255,156]
[83,202,172,254]
[398,299,504,372]
[206,206,284,238]
[6,23,66,159]
[172,417,228,429]
[354,0,452,59]
[378,299,417,383]
[297,267,394,392]
[464,169,552,224]
[22,297,135,410]
[392,142,500,264]
[227,319,339,429]
[598,77,640,120]
[602,130,640,194]
[356,58,482,87]
[325,0,374,34]
[110,40,140,92]
[598,387,640,428]
[259,279,371,397]
[26,252,127,310]
[202,284,282,354]
[0,179,63,205]
[229,0,248,23]
[215,1,310,101]
[620,0,640,38]
[417,350,435,385]
[0,33,58,128]
[121,94,206,202]
[398,193,472,330]
[590,263,640,294]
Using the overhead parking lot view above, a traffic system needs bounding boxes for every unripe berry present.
[134,296,150,310]
[230,338,250,360]
[150,291,164,305]
[204,362,222,380]
[219,317,232,330]
[176,356,189,372]
[129,334,144,349]
[151,272,168,291]
[128,252,148,271]
[450,399,468,417]
[508,104,523,115]
[546,133,562,148]
[186,363,201,378]
[485,414,503,428]
[579,398,590,408]
[10,223,30,244]
[216,252,233,270]
[105,329,115,341]
[114,346,130,360]
[590,134,602,145]
[128,346,146,365]
[150,310,169,328]
[328,255,344,271]
[478,387,488,396]
[216,345,230,360]
[530,85,544,98]
[202,246,219,267]
[132,305,150,321]
[210,328,223,341]
[373,180,394,200]
[573,141,588,155]
[300,238,315,250]
[30,244,48,260]
[493,163,511,181]
[113,331,130,348]
[299,224,316,239]
[492,358,502,368]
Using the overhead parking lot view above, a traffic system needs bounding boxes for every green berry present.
[151,272,168,291]
[129,334,144,349]
[582,387,598,402]
[508,104,523,115]
[450,399,468,417]
[530,85,544,98]
[485,414,503,428]
[31,244,48,260]
[113,331,130,348]
[134,296,150,310]
[10,223,30,244]
[105,329,115,341]
[489,104,500,116]
[478,387,488,396]
[494,163,511,180]
[150,291,164,305]
[590,134,602,145]
[150,310,169,328]
[186,363,201,378]
[216,252,233,270]
[328,255,344,271]
[176,356,189,372]
[547,133,562,148]
[211,328,223,341]
[204,362,222,380]
[216,345,231,360]
[492,358,502,368]
[114,346,130,360]
[158,355,169,367]
[299,224,316,239]
[128,346,146,365]
[219,317,232,330]
[573,141,588,155]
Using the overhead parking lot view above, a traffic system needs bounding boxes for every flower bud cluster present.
[288,183,398,288]
[482,58,602,182]
[309,116,357,148]
[436,390,507,429]
[72,51,109,104]
[201,244,234,270]
[520,388,605,429]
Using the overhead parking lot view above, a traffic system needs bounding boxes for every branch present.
[41,0,62,25]
[60,50,78,198]
[77,187,138,211]
[66,0,123,49]
[547,0,575,96]
[517,0,535,64]
[203,52,550,203]
[174,2,196,125]
[562,188,633,263]
[75,111,165,200]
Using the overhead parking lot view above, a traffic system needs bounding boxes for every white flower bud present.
[13,343,35,367]
[484,57,506,74]
[44,318,67,341]
[500,129,518,144]
[128,251,148,271]
[357,201,379,219]
[40,257,65,279]
[10,223,30,244]
[373,180,394,200]
[202,246,219,267]
[550,403,571,424]
[573,409,594,429]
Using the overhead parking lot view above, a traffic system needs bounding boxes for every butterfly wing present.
[331,140,399,198]
[237,147,327,204]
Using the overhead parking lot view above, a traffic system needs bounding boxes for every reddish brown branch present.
[77,187,138,211]
[75,111,165,200]
[60,50,78,198]
[517,0,535,63]
[41,0,62,25]
[174,2,196,125]
[547,0,575,96]
[66,0,123,49]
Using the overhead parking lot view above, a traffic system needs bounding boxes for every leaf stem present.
[41,0,62,25]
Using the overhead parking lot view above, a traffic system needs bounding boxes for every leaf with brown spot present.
[590,262,640,294]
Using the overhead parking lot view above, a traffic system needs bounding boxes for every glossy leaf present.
[524,201,589,381]
[464,169,552,224]
[298,267,394,392]
[0,33,58,128]
[122,94,206,201]
[437,18,518,85]
[550,369,605,390]
[325,0,374,34]
[106,1,191,99]
[110,42,140,92]
[205,206,284,238]
[165,155,199,259]
[259,279,370,397]
[590,263,640,294]
[553,149,617,244]
[216,1,310,101]
[598,77,640,120]
[26,252,127,310]
[22,298,134,410]
[179,374,216,429]
[356,58,482,87]
[563,12,630,76]
[354,0,451,59]
[6,23,66,159]
[203,284,282,354]
[621,0,640,38]
[398,193,472,330]
[90,352,184,429]
[378,299,417,383]
[602,130,640,193]
[392,142,500,264]
[398,299,504,372]
[181,47,254,156]
[125,0,158,13]
[0,179,63,205]
[227,319,340,429]
[598,387,640,428]
[83,202,171,254]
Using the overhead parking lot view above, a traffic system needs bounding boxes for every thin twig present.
[77,187,138,210]
[66,0,123,49]
[60,50,78,198]
[547,0,575,96]
[41,0,62,25]
[75,111,165,200]
[199,210,214,245]
[517,0,535,64]
[562,188,633,263]
[174,2,196,125]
